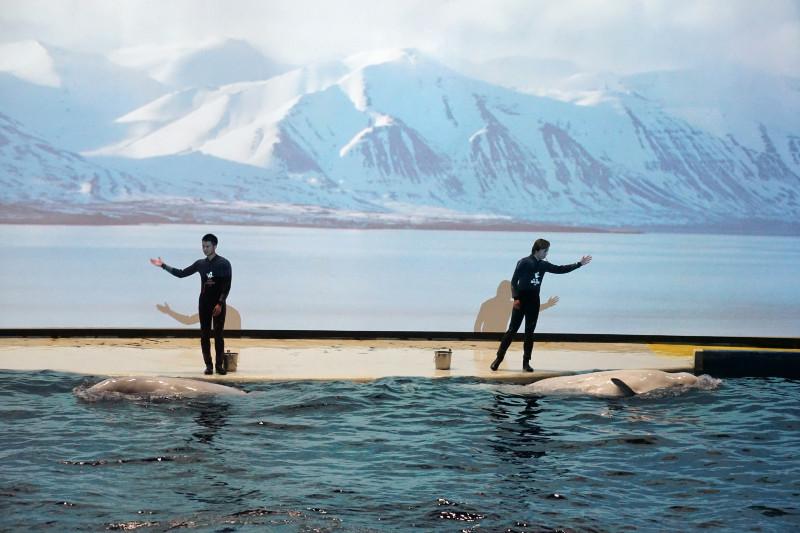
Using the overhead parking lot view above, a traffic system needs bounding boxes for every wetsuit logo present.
[531,272,541,286]
[207,272,214,279]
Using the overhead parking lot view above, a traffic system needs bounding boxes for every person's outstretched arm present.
[150,257,199,278]
[543,255,592,274]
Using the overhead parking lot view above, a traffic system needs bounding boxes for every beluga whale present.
[78,376,246,399]
[528,369,708,398]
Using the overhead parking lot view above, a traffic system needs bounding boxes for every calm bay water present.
[1,371,798,531]
[0,224,798,336]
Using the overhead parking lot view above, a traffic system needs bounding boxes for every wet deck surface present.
[0,337,700,383]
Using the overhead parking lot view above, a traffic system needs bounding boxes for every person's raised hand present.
[150,257,164,267]
[580,255,592,266]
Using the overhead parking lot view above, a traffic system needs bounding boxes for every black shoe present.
[490,356,503,371]
[215,366,227,375]
[522,363,534,372]
[204,366,213,375]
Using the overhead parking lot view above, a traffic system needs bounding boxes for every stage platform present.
[0,336,729,383]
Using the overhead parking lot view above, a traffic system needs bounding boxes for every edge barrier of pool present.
[1,329,799,348]
[694,350,800,378]
[2,330,799,379]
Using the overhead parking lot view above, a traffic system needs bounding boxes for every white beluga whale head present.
[78,376,246,400]
[528,369,707,398]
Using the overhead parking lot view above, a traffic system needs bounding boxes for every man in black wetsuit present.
[150,234,232,375]
[491,238,591,373]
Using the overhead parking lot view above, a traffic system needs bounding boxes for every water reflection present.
[487,393,547,461]
[190,400,230,446]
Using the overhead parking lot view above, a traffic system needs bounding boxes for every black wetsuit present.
[496,255,581,366]
[163,255,232,370]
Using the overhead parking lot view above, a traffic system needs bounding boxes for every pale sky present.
[1,0,798,76]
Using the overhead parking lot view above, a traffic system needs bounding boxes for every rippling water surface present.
[1,371,798,531]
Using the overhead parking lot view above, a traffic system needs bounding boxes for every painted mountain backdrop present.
[1,39,798,232]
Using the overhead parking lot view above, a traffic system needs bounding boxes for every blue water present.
[1,224,799,336]
[1,371,798,531]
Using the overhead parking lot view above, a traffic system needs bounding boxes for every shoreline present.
[3,205,798,235]
[0,205,632,233]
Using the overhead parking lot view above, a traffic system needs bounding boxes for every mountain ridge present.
[0,43,797,232]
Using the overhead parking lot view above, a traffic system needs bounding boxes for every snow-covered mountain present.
[621,66,800,165]
[108,38,292,90]
[0,40,166,151]
[93,59,350,161]
[462,55,800,170]
[0,112,149,205]
[1,42,798,232]
[0,110,407,225]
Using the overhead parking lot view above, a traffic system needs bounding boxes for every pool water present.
[1,371,798,531]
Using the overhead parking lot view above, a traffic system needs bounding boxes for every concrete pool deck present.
[0,337,726,383]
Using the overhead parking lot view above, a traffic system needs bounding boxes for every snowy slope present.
[0,111,387,225]
[0,41,166,152]
[2,43,798,230]
[95,48,796,227]
[109,38,292,89]
[93,61,349,162]
[459,55,800,173]
[621,67,800,173]
[0,40,61,87]
[0,112,150,203]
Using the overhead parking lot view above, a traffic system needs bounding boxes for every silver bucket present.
[434,349,452,370]
[224,350,239,372]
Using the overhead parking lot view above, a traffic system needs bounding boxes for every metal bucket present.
[224,350,239,372]
[434,349,452,370]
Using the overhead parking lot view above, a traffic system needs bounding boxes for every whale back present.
[529,370,700,398]
[81,376,246,399]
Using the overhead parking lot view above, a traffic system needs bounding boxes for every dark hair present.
[202,233,218,246]
[532,238,550,253]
